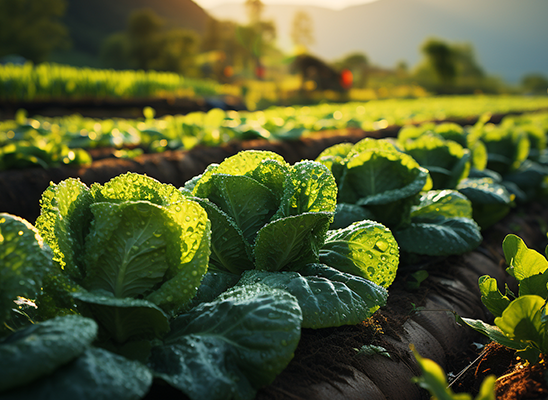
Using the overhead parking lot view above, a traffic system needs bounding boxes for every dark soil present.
[0,95,246,120]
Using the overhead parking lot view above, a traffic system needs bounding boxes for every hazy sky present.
[194,0,377,10]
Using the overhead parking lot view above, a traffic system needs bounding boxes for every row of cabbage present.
[0,62,222,102]
[2,95,548,171]
[2,106,548,398]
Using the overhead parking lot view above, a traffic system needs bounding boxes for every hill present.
[208,0,548,83]
[62,0,212,56]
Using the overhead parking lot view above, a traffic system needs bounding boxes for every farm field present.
[2,88,548,399]
[2,0,548,396]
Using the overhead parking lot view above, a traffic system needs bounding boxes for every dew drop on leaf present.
[374,239,389,252]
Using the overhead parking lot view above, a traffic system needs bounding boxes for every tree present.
[290,11,314,51]
[127,8,164,70]
[0,0,70,63]
[152,29,200,76]
[101,8,200,75]
[245,0,264,26]
[522,73,548,94]
[421,38,457,86]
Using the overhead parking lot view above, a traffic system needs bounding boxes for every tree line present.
[0,0,546,95]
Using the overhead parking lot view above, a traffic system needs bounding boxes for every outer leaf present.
[339,150,429,206]
[494,295,547,353]
[90,172,185,206]
[410,190,474,221]
[83,199,209,313]
[239,265,387,328]
[459,317,529,351]
[254,212,332,272]
[35,178,93,280]
[147,200,210,314]
[481,127,529,174]
[249,158,290,201]
[192,198,254,274]
[315,142,353,183]
[1,347,153,400]
[275,160,338,219]
[519,270,548,298]
[193,150,287,198]
[319,220,399,288]
[395,217,482,256]
[503,234,548,281]
[0,315,97,392]
[0,214,52,324]
[347,137,402,158]
[457,178,511,205]
[83,201,172,298]
[316,142,354,161]
[186,270,241,310]
[403,135,471,189]
[330,203,376,229]
[478,275,511,318]
[149,284,302,400]
[502,160,547,190]
[206,174,278,244]
[72,290,170,343]
[457,177,512,228]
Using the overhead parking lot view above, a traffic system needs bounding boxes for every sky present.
[194,0,377,11]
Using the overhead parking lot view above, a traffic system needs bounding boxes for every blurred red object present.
[340,69,353,89]
[255,64,265,79]
[223,66,234,78]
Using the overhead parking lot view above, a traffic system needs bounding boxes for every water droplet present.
[374,239,389,252]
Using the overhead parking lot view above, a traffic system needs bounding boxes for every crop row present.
[0,62,223,102]
[2,95,548,172]
[2,106,548,398]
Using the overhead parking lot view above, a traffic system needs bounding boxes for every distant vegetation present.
[0,0,546,106]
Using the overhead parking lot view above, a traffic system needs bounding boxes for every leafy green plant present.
[460,234,548,364]
[411,344,496,400]
[0,213,52,333]
[398,123,513,229]
[470,123,548,202]
[399,133,471,190]
[0,173,303,400]
[183,150,398,329]
[316,138,482,257]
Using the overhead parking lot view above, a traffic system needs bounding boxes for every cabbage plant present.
[398,123,513,229]
[183,150,399,329]
[470,123,548,202]
[317,138,482,257]
[0,174,303,400]
[461,234,548,364]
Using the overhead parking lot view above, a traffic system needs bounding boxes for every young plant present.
[183,150,399,329]
[316,138,482,257]
[0,173,303,400]
[460,234,548,364]
[411,344,496,400]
